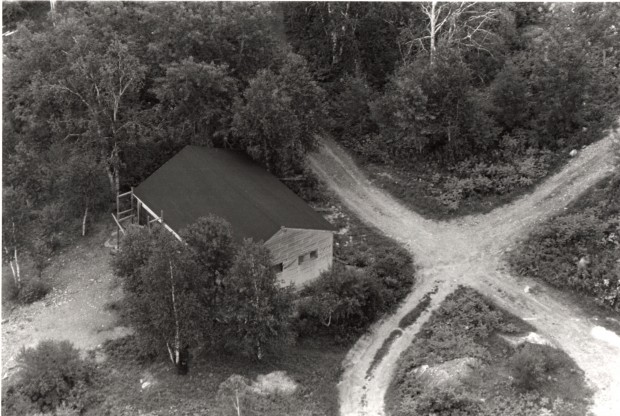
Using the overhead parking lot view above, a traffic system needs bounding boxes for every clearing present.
[308,122,620,416]
[1,225,132,380]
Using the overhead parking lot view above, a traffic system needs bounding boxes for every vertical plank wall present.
[264,228,334,288]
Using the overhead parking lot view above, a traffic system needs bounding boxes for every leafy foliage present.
[318,2,619,215]
[17,276,51,304]
[114,219,295,364]
[298,247,415,342]
[232,53,326,176]
[395,387,482,416]
[293,199,415,342]
[3,2,319,283]
[509,172,620,309]
[218,240,295,360]
[509,344,568,391]
[282,2,412,87]
[181,215,236,280]
[152,59,238,146]
[112,224,158,293]
[2,341,99,415]
[387,287,591,416]
[127,230,207,365]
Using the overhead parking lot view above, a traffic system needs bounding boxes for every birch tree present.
[2,187,29,292]
[218,240,294,360]
[400,1,501,64]
[44,38,147,196]
[123,229,206,373]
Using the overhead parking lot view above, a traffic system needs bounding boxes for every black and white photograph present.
[1,1,619,415]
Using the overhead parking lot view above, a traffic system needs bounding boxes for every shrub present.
[2,270,20,303]
[430,146,554,211]
[112,225,159,293]
[297,266,386,340]
[481,392,548,416]
[509,172,620,310]
[2,340,99,414]
[395,387,481,416]
[36,202,68,253]
[370,245,415,308]
[102,335,158,365]
[509,344,565,391]
[17,276,50,304]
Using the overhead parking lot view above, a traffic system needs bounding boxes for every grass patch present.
[508,171,620,312]
[93,335,346,416]
[398,287,437,329]
[366,329,402,379]
[364,151,567,221]
[386,286,592,416]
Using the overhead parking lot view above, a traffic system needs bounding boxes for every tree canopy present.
[114,219,294,368]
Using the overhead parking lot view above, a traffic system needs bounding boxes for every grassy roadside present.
[363,152,568,221]
[507,171,620,315]
[385,287,592,416]
[345,118,618,221]
[89,335,346,416]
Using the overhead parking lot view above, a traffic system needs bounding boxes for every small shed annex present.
[116,146,335,287]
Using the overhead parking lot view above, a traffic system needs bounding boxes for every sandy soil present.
[1,226,132,381]
[308,125,620,416]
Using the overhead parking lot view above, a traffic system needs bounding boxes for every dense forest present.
[3,0,619,334]
[4,2,619,262]
[2,2,620,415]
[283,2,619,215]
[3,0,619,320]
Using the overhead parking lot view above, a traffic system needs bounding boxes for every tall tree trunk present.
[429,1,437,65]
[82,207,89,237]
[105,143,121,196]
[327,3,339,66]
[105,163,120,196]
[10,248,22,291]
[231,389,242,416]
[167,261,188,374]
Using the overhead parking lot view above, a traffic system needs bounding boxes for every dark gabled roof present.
[134,146,334,242]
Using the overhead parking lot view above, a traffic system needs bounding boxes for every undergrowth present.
[508,171,620,310]
[295,182,416,343]
[386,287,592,416]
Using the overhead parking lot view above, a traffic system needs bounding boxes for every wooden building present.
[113,146,334,287]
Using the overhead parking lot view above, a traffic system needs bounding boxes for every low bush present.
[404,387,481,416]
[17,276,51,304]
[369,244,415,307]
[2,269,50,305]
[509,172,620,309]
[2,340,99,415]
[295,196,416,343]
[509,343,569,391]
[297,267,386,341]
[296,245,414,342]
[102,335,158,365]
[2,270,20,303]
[430,145,554,212]
[388,288,526,413]
[35,201,68,253]
[112,225,158,292]
[387,287,591,416]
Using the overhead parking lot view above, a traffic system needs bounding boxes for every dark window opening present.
[310,250,318,259]
[298,255,305,265]
[273,263,283,273]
